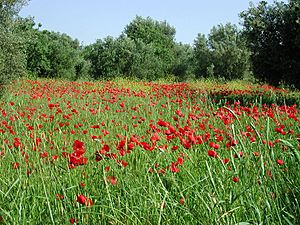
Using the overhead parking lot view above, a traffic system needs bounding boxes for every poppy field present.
[0,79,299,224]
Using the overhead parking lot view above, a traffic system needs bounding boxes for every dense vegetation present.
[240,0,300,88]
[0,0,28,85]
[0,79,299,224]
[1,0,299,89]
[1,1,300,224]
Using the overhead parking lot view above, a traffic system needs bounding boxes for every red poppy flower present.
[56,193,64,200]
[157,120,168,127]
[12,162,19,169]
[77,194,86,205]
[170,162,180,173]
[73,140,84,150]
[179,197,185,205]
[106,176,117,185]
[70,218,75,224]
[121,160,128,168]
[232,177,239,183]
[172,145,178,151]
[209,142,220,149]
[70,153,87,166]
[52,155,59,161]
[40,151,48,159]
[177,157,184,166]
[208,150,217,158]
[222,158,230,164]
[276,159,283,165]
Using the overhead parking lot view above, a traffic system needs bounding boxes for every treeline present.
[0,0,299,89]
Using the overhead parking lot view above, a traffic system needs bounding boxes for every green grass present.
[0,78,299,224]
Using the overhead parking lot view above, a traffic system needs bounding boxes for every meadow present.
[0,79,299,224]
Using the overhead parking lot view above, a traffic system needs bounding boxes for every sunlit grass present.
[0,78,299,224]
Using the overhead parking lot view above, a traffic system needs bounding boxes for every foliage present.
[208,23,251,80]
[84,16,194,81]
[84,36,166,80]
[193,34,211,78]
[193,23,251,80]
[83,36,129,80]
[128,38,165,80]
[240,0,300,89]
[14,18,90,80]
[0,0,29,86]
[171,43,194,81]
[28,30,81,79]
[0,24,26,85]
[2,1,300,90]
[124,16,177,76]
[0,0,28,26]
[0,79,299,224]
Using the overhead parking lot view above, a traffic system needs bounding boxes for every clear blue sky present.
[20,0,279,45]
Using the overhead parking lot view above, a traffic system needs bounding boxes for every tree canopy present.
[124,16,177,75]
[0,0,29,85]
[0,1,299,89]
[240,0,300,88]
[193,23,250,80]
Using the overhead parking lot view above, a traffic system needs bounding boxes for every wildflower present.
[70,218,75,224]
[171,145,178,151]
[76,194,92,207]
[56,193,64,200]
[12,162,19,169]
[40,151,48,159]
[177,157,184,166]
[222,158,230,164]
[209,142,220,149]
[148,167,153,173]
[179,197,185,205]
[77,194,86,205]
[232,177,239,183]
[208,150,217,158]
[106,176,117,185]
[170,162,180,173]
[276,159,284,166]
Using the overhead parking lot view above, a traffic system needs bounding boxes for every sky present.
[20,0,279,46]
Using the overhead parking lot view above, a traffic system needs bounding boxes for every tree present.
[193,34,211,78]
[123,16,176,76]
[240,0,300,89]
[193,23,250,80]
[0,0,28,27]
[83,36,165,80]
[83,36,123,79]
[84,16,190,81]
[171,43,194,80]
[208,23,251,80]
[129,39,165,80]
[16,18,90,80]
[0,0,29,85]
